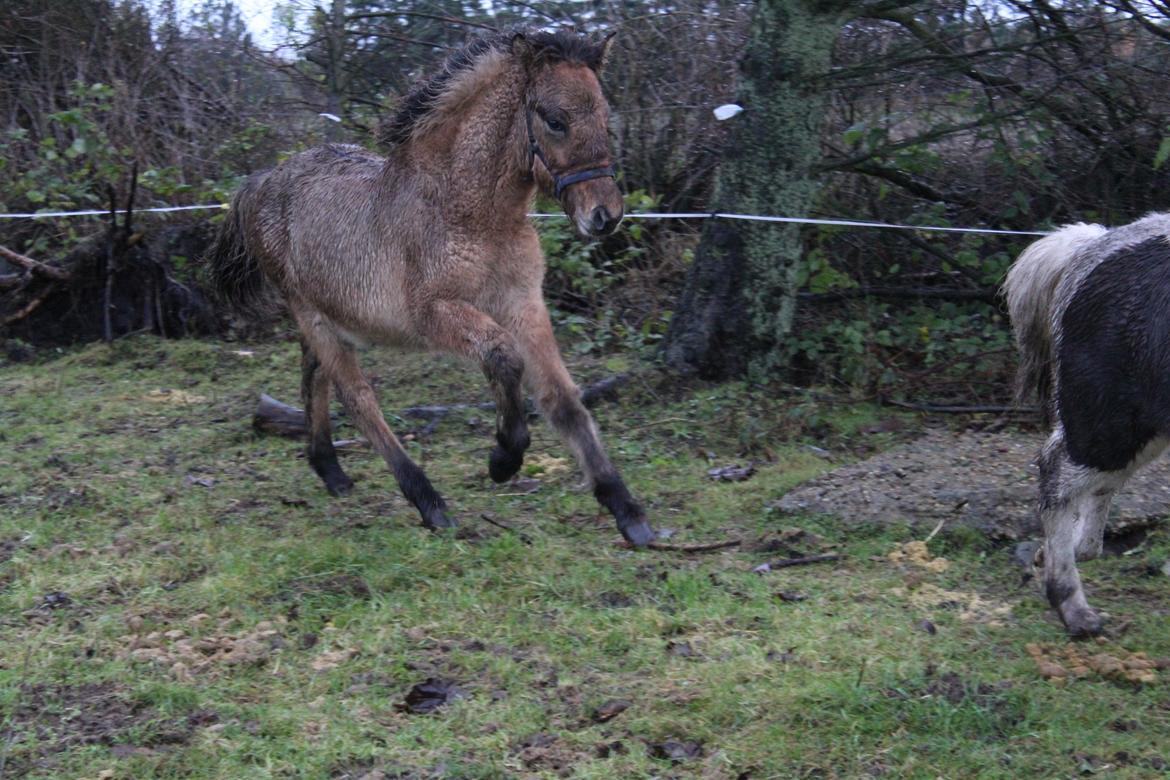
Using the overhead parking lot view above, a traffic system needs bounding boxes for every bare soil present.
[4,682,207,776]
[775,428,1170,539]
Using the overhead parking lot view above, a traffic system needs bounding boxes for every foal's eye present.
[544,117,567,134]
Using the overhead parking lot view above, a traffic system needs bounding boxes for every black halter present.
[525,109,616,200]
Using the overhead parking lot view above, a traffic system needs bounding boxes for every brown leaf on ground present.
[592,699,631,723]
[398,677,466,714]
[1029,641,1166,684]
[648,739,703,762]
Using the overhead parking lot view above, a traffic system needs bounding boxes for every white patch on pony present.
[1004,222,1106,355]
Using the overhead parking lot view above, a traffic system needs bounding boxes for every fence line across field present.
[0,202,1052,237]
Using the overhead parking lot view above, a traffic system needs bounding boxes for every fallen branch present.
[252,393,320,437]
[0,244,72,281]
[645,539,741,553]
[879,398,1036,415]
[401,401,496,420]
[580,373,631,406]
[753,553,843,573]
[254,374,633,438]
[2,284,59,326]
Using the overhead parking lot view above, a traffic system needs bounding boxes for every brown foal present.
[207,29,654,546]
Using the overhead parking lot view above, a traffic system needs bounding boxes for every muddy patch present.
[3,682,202,774]
[775,429,1170,538]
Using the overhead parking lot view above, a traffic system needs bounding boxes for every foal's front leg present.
[506,298,655,547]
[422,300,531,483]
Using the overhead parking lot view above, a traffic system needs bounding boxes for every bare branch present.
[0,245,71,281]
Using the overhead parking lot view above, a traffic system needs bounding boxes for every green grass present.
[2,336,1170,779]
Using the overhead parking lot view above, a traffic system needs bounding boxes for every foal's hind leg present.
[295,314,452,530]
[421,300,530,483]
[506,298,655,547]
[301,340,354,496]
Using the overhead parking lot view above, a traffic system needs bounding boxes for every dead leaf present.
[592,699,631,723]
[398,677,465,714]
[648,740,702,762]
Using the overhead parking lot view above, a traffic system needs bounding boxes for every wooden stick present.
[0,244,71,281]
[479,513,533,545]
[753,553,843,573]
[1,284,57,325]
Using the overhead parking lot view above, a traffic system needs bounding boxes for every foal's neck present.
[411,61,535,225]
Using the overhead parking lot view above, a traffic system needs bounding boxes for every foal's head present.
[517,32,623,239]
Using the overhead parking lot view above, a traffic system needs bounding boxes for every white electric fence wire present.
[0,203,1052,236]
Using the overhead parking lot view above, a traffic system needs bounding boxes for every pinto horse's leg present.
[505,297,655,548]
[421,300,530,483]
[294,310,453,530]
[301,339,354,496]
[1036,428,1126,637]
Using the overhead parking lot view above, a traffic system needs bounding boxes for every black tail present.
[205,177,270,315]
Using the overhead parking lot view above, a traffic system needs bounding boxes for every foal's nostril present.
[590,206,612,234]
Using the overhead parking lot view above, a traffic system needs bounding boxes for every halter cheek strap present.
[525,109,616,200]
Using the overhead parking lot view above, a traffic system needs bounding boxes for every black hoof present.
[619,518,656,548]
[489,445,524,484]
[421,507,457,531]
[325,474,355,497]
[312,459,354,497]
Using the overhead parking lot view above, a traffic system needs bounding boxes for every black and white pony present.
[1004,214,1170,636]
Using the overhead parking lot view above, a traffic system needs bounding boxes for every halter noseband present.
[525,109,616,200]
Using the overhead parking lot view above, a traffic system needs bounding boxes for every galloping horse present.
[207,29,655,547]
[1005,214,1170,635]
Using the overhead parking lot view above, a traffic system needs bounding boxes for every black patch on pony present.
[1057,235,1170,472]
[376,28,609,149]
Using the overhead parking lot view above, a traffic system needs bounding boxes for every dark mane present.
[376,28,609,149]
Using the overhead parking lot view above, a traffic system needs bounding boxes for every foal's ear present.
[595,31,617,72]
[511,32,536,65]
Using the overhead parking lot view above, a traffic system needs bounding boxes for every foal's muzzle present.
[588,205,621,237]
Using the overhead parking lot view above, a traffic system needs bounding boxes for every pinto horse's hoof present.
[488,445,524,483]
[619,518,656,549]
[1062,607,1105,639]
[421,506,457,531]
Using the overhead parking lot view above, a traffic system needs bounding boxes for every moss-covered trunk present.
[664,0,845,379]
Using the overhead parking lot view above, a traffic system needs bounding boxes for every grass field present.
[3,336,1170,779]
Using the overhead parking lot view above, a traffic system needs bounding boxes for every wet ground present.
[775,428,1170,539]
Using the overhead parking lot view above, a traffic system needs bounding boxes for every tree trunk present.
[664,0,846,379]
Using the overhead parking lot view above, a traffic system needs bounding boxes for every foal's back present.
[244,144,432,344]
